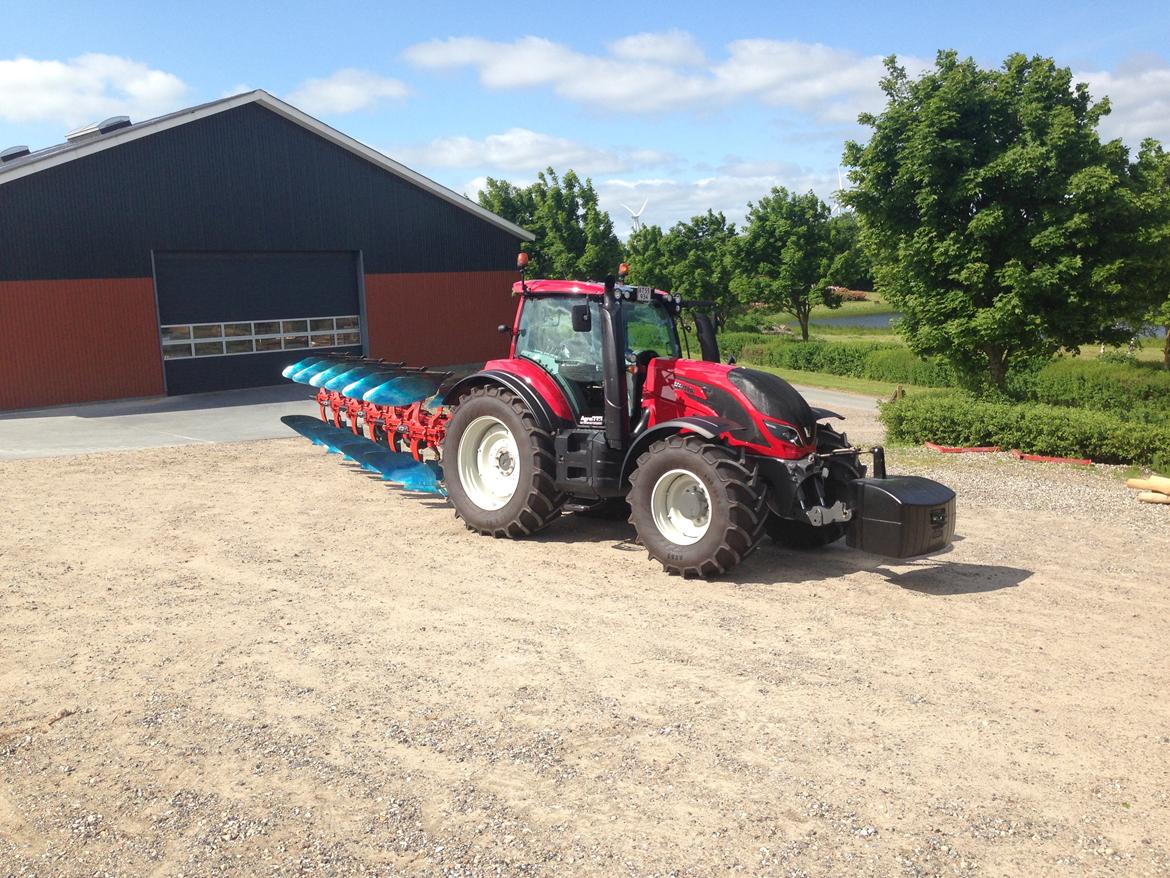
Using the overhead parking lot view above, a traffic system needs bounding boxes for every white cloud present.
[0,54,189,127]
[395,127,674,174]
[595,167,841,234]
[461,162,840,236]
[1079,55,1170,144]
[403,32,925,121]
[608,30,706,67]
[286,69,408,115]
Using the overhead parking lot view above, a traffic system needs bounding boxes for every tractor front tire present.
[627,435,767,578]
[443,385,565,538]
[764,517,846,549]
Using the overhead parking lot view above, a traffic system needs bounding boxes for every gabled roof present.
[0,90,534,241]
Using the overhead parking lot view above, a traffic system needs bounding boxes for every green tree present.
[733,187,837,340]
[661,210,739,309]
[826,211,873,292]
[842,51,1153,389]
[478,169,622,280]
[1129,140,1170,368]
[624,224,672,290]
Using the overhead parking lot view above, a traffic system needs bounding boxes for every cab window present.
[516,295,604,416]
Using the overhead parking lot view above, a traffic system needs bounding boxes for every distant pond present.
[810,312,900,329]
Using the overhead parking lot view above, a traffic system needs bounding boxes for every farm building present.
[0,90,532,410]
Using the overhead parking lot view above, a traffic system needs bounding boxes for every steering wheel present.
[631,349,660,368]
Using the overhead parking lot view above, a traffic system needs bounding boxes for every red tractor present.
[283,261,955,578]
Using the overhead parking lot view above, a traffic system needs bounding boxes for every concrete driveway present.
[0,385,318,460]
[0,382,877,460]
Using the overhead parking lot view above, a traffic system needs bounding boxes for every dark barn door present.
[154,251,363,395]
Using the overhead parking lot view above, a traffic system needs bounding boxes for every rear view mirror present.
[571,303,592,332]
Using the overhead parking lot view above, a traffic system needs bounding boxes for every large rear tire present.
[627,435,767,578]
[443,386,565,537]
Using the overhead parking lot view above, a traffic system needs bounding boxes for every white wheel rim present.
[650,469,712,545]
[457,415,520,510]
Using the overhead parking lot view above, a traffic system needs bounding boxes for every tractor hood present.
[668,360,818,443]
[727,367,817,437]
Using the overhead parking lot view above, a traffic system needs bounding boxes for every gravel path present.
[2,404,1168,877]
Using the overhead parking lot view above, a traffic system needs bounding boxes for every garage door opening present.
[154,251,363,396]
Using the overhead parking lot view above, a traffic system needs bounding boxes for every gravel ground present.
[2,402,1169,877]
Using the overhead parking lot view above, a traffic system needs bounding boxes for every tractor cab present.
[510,278,687,427]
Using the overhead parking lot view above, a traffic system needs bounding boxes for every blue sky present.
[3,0,1169,233]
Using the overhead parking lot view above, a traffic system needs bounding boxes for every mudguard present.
[439,368,573,432]
[811,406,844,420]
[620,415,745,482]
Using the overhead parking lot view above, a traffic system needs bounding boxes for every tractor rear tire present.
[627,435,767,578]
[443,385,565,538]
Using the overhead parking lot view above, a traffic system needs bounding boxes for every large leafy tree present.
[624,212,738,310]
[826,211,874,292]
[733,187,837,340]
[660,210,739,308]
[843,51,1153,388]
[1129,140,1170,368]
[478,168,622,280]
[624,224,672,290]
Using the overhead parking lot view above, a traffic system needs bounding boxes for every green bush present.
[880,391,1170,467]
[735,338,954,387]
[1012,359,1170,424]
[862,348,956,387]
[717,332,771,360]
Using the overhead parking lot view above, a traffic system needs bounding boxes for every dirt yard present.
[2,403,1169,877]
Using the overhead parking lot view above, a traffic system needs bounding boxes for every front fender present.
[620,416,744,482]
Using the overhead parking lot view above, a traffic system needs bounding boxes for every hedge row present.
[718,332,772,360]
[1009,358,1170,424]
[726,335,1170,423]
[879,391,1170,467]
[737,338,956,387]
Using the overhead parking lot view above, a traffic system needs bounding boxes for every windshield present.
[623,300,682,359]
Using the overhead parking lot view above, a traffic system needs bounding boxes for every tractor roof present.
[513,280,673,298]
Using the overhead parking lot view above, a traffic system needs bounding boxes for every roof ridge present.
[0,90,533,242]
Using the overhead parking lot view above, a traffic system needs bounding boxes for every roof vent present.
[98,115,132,134]
[0,145,31,162]
[65,115,132,142]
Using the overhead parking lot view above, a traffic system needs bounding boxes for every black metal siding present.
[0,103,520,281]
[154,250,360,324]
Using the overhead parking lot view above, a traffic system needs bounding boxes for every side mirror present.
[497,324,511,334]
[571,304,592,333]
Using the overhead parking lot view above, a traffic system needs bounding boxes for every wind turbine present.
[621,199,648,233]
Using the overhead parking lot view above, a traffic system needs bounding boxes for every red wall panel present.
[0,278,164,411]
[364,270,517,366]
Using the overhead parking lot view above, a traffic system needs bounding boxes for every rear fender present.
[439,363,574,432]
[620,416,744,483]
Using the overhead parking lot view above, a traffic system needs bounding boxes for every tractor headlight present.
[765,420,804,446]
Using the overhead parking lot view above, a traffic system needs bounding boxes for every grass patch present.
[1076,343,1167,365]
[752,297,898,329]
[806,325,904,340]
